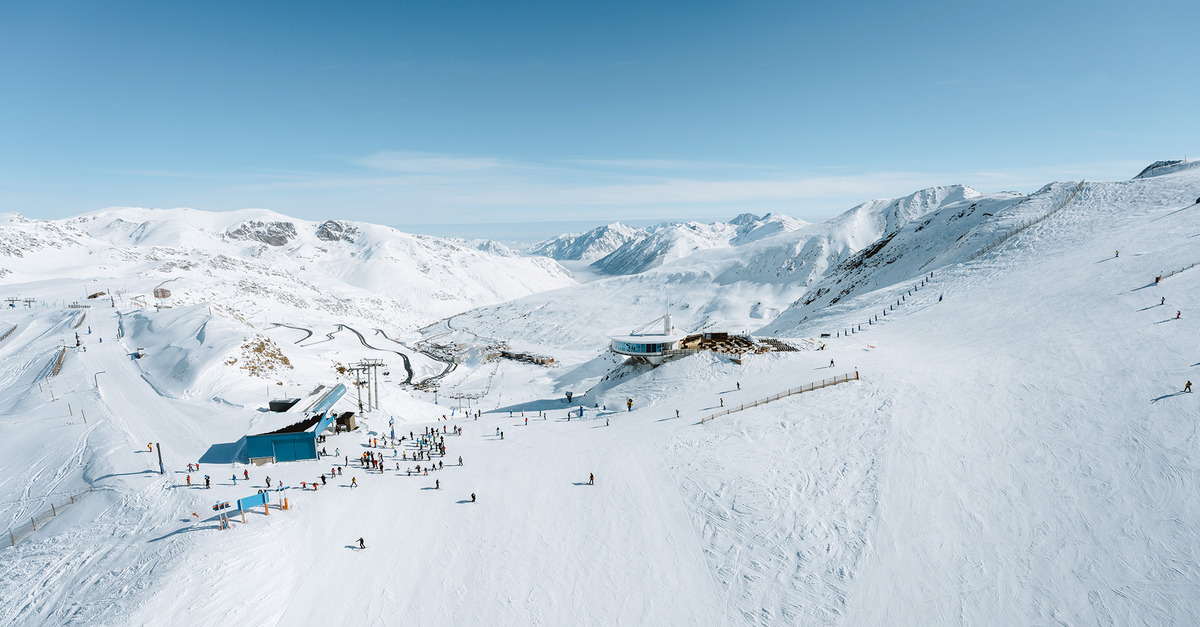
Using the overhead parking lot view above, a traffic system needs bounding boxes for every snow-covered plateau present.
[2,161,1199,625]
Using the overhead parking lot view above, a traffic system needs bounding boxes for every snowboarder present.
[588,473,594,485]
[320,474,326,485]
[358,537,365,549]
[830,359,835,367]
[1187,381,1193,393]
[351,477,358,488]
[471,492,476,503]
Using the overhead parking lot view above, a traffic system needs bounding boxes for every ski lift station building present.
[607,313,686,365]
[246,383,347,464]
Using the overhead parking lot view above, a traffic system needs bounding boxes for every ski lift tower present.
[348,359,386,411]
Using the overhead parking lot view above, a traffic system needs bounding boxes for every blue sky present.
[1,1,1196,230]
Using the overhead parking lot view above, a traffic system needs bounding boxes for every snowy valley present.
[2,161,1200,625]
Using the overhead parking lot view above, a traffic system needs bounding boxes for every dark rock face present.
[315,220,358,242]
[226,221,298,246]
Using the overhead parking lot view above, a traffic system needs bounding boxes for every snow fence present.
[5,486,94,548]
[700,371,860,424]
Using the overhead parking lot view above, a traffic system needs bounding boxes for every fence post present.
[30,517,35,531]
[52,504,56,516]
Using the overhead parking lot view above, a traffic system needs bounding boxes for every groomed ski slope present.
[1,168,1199,625]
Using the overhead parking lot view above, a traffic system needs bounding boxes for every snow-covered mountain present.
[457,186,981,350]
[528,213,809,275]
[528,222,647,263]
[0,207,575,331]
[5,162,1200,625]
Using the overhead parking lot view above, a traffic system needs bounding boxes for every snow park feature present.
[1,160,1200,624]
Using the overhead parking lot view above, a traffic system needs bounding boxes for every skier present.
[939,295,943,302]
[471,492,476,503]
[589,473,594,485]
[1187,381,1193,393]
[351,477,358,488]
[1115,251,1119,258]
[358,537,365,550]
[1178,311,1182,319]
[148,442,153,452]
[266,476,271,488]
[500,431,504,440]
[435,479,440,490]
[186,475,191,487]
[1162,297,1166,305]
[736,382,740,390]
[720,398,724,407]
[459,455,463,466]
[232,474,237,485]
[320,474,326,485]
[205,475,210,489]
[525,417,528,426]
[830,359,835,367]
[243,469,249,480]
[676,409,680,418]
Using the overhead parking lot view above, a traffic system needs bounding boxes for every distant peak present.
[1133,160,1200,179]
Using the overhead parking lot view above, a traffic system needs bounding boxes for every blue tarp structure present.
[245,384,345,463]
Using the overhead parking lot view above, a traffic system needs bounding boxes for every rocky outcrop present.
[316,220,359,242]
[226,221,297,246]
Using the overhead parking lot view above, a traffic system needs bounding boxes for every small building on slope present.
[607,313,686,365]
[246,383,346,465]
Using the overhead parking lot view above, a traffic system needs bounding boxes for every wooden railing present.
[50,347,66,377]
[700,371,860,424]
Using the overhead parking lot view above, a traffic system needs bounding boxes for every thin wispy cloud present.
[355,151,511,174]
[116,151,1153,226]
